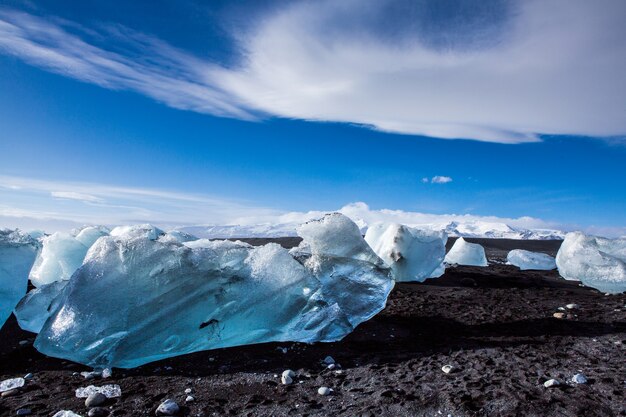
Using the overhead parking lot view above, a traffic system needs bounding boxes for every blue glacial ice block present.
[556,232,626,294]
[0,229,40,328]
[34,214,393,368]
[444,237,488,267]
[507,249,556,271]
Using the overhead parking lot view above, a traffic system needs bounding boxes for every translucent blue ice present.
[34,215,394,368]
[507,249,556,271]
[0,229,40,328]
[444,237,488,267]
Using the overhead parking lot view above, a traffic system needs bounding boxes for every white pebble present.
[566,304,580,310]
[185,395,195,402]
[318,386,332,396]
[184,388,193,394]
[571,373,588,384]
[281,374,293,385]
[544,379,560,388]
[327,363,336,370]
[441,365,454,374]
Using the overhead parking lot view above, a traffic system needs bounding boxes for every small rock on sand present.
[566,304,580,309]
[185,395,195,402]
[85,392,107,407]
[156,399,179,416]
[571,373,588,384]
[553,312,566,319]
[88,408,109,417]
[544,379,560,388]
[318,386,332,396]
[441,365,455,374]
[16,408,32,415]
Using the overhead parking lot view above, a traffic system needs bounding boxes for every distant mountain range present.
[179,219,564,240]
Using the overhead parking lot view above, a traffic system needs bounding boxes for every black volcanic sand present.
[1,239,625,416]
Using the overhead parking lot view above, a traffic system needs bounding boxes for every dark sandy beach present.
[1,239,625,416]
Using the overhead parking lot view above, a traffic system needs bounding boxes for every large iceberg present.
[364,223,447,282]
[0,229,40,327]
[34,215,394,368]
[556,232,626,294]
[507,249,556,271]
[29,226,109,287]
[444,237,488,267]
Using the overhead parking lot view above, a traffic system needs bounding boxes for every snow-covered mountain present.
[179,219,564,240]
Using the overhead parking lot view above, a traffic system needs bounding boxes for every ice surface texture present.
[0,229,40,328]
[507,249,556,271]
[364,223,447,282]
[444,238,488,267]
[556,232,626,294]
[29,226,109,287]
[14,280,68,333]
[34,216,394,368]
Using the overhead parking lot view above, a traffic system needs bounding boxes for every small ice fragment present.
[101,368,112,378]
[565,304,580,310]
[571,373,588,384]
[0,377,25,392]
[323,356,335,365]
[75,384,121,398]
[185,395,195,402]
[317,386,332,396]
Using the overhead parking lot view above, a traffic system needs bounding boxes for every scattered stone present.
[16,408,32,415]
[323,356,335,365]
[441,365,455,374]
[85,392,107,407]
[23,373,33,380]
[571,373,588,384]
[327,363,336,370]
[544,379,560,388]
[88,408,109,417]
[156,399,179,416]
[184,388,193,394]
[0,377,25,392]
[75,384,122,398]
[460,277,477,287]
[566,304,580,309]
[557,307,566,311]
[553,312,566,319]
[281,374,293,385]
[318,386,332,396]
[18,340,29,346]
[1,389,19,397]
[185,395,195,402]
[52,412,82,417]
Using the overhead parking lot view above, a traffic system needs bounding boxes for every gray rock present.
[16,409,32,416]
[85,392,107,407]
[23,373,33,380]
[544,378,560,388]
[156,399,179,416]
[318,386,332,396]
[88,408,109,417]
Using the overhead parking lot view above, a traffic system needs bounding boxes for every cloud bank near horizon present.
[1,0,625,143]
[1,176,624,237]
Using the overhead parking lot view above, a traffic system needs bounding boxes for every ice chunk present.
[444,238,488,266]
[0,377,25,392]
[109,224,163,240]
[34,214,393,368]
[0,230,40,328]
[158,230,198,244]
[75,384,122,398]
[556,232,626,294]
[29,226,109,287]
[507,249,556,270]
[295,213,383,265]
[14,280,68,333]
[364,223,447,282]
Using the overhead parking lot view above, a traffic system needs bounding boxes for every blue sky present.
[0,0,625,235]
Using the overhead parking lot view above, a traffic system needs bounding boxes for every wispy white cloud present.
[1,1,625,143]
[427,176,453,184]
[51,191,103,203]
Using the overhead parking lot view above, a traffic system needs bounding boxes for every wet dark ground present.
[1,239,625,417]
